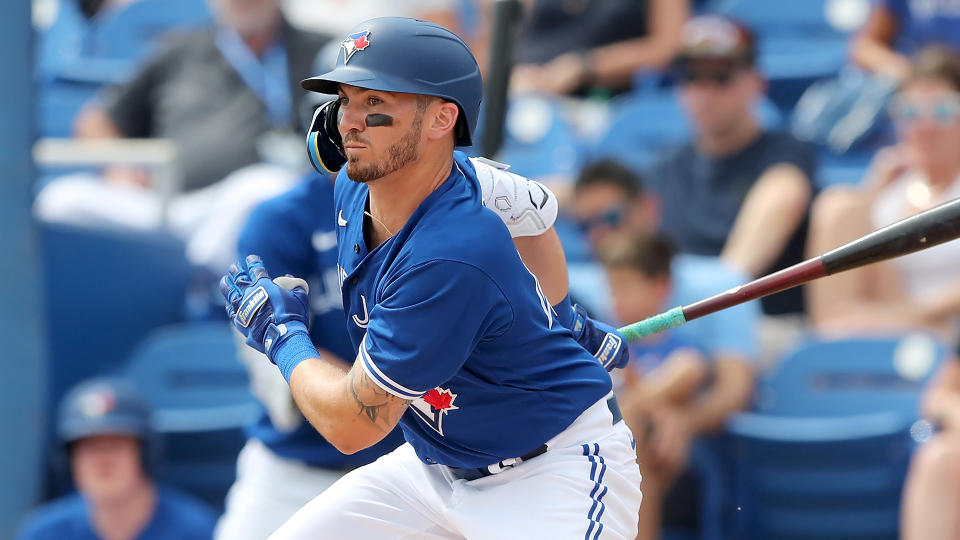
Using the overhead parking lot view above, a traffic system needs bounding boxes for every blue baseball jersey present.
[238,173,404,468]
[17,486,216,540]
[334,151,613,468]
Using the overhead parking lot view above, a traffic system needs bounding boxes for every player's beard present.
[346,112,423,184]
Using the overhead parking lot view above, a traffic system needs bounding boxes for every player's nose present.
[338,103,367,135]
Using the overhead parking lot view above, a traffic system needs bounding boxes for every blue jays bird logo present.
[411,387,459,436]
[341,30,372,64]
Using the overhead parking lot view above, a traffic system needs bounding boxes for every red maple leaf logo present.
[422,388,456,411]
[354,35,370,50]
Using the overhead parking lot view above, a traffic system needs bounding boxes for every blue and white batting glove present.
[220,255,315,381]
[571,304,629,372]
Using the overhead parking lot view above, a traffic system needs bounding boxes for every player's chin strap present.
[306,99,347,176]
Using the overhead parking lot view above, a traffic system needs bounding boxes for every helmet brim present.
[301,66,413,96]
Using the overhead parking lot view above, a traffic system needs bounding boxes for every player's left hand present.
[571,304,629,371]
[219,255,311,364]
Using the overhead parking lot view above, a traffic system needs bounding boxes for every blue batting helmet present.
[57,377,153,445]
[300,17,483,147]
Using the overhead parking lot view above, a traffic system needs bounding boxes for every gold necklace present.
[364,211,394,237]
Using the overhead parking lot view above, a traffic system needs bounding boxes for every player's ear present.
[424,100,460,142]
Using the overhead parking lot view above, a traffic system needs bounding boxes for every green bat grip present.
[617,306,687,342]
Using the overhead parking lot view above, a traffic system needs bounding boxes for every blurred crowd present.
[21,0,960,539]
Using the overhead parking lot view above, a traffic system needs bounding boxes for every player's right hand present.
[219,255,312,364]
[306,99,347,176]
[571,304,629,372]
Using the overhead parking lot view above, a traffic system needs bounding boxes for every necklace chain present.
[364,211,394,237]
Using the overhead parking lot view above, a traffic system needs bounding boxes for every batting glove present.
[220,255,311,365]
[571,304,629,372]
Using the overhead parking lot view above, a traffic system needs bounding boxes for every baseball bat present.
[480,0,523,158]
[618,197,960,342]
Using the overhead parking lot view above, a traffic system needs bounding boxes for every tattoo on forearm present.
[347,367,408,431]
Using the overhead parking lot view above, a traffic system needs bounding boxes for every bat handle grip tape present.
[617,306,687,343]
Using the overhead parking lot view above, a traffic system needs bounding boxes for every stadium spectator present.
[645,15,815,319]
[600,234,717,540]
[570,162,758,535]
[901,344,960,540]
[214,172,405,540]
[807,46,960,339]
[17,377,216,540]
[852,0,960,83]
[791,0,960,154]
[34,0,329,271]
[511,0,689,96]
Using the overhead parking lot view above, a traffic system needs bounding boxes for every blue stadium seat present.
[708,0,865,110]
[753,335,944,417]
[725,334,946,539]
[496,93,585,179]
[816,151,873,188]
[85,0,211,62]
[710,0,853,36]
[124,322,257,510]
[35,0,212,137]
[41,222,191,498]
[42,222,191,425]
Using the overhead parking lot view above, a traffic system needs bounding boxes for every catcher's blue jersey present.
[334,151,612,468]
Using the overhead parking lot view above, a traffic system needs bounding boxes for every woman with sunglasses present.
[807,45,960,339]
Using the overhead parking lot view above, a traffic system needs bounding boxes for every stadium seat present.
[41,222,191,498]
[708,0,869,111]
[35,0,212,137]
[85,0,211,62]
[496,93,586,179]
[124,322,258,510]
[725,334,946,539]
[816,151,873,188]
[753,334,944,417]
[42,222,191,424]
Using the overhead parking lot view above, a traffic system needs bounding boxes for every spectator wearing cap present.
[645,15,816,329]
[16,378,216,540]
[569,161,759,535]
[510,0,689,96]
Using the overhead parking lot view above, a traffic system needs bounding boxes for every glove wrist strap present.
[271,325,316,383]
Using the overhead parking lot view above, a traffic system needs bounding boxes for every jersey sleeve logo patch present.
[411,387,459,436]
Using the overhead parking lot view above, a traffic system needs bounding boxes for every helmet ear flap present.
[306,99,347,176]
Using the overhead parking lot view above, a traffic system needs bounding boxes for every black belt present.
[446,396,622,481]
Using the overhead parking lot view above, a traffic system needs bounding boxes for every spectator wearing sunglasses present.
[569,161,758,535]
[645,15,816,326]
[807,46,960,340]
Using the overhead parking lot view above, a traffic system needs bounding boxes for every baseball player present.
[218,156,569,539]
[220,17,642,539]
